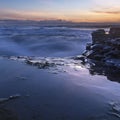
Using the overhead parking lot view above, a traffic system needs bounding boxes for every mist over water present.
[0,24,94,57]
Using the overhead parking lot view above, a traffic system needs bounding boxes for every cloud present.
[90,0,120,13]
[0,9,59,20]
[93,10,120,15]
[91,0,120,14]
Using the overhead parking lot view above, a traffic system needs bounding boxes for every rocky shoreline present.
[83,27,120,68]
[74,27,120,82]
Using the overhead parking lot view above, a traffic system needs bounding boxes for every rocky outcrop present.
[82,27,120,68]
[109,27,120,39]
[74,27,120,82]
[91,29,108,44]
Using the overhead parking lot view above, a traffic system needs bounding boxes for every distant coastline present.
[0,19,120,28]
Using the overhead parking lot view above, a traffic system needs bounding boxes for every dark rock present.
[106,50,120,59]
[109,27,120,39]
[82,60,120,82]
[73,55,85,61]
[87,52,104,61]
[86,43,92,50]
[103,46,111,53]
[85,27,120,61]
[26,59,55,69]
[91,29,107,44]
[83,27,120,72]
[110,38,120,49]
[91,44,104,51]
[83,50,94,57]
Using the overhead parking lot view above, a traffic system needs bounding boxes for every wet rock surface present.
[109,27,120,39]
[83,60,120,82]
[74,27,120,82]
[0,56,83,75]
[84,27,120,62]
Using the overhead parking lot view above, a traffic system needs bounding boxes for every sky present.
[0,0,120,22]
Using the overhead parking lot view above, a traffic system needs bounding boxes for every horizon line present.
[0,19,120,24]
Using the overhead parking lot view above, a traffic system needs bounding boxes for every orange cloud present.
[0,9,58,20]
[93,10,120,14]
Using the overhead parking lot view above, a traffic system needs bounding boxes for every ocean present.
[0,22,120,120]
[0,23,95,57]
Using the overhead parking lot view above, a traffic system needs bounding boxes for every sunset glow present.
[0,0,120,22]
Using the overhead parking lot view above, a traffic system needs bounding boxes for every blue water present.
[0,24,95,57]
[0,22,120,120]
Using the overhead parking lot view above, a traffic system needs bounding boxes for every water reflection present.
[82,60,120,82]
[4,55,120,83]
